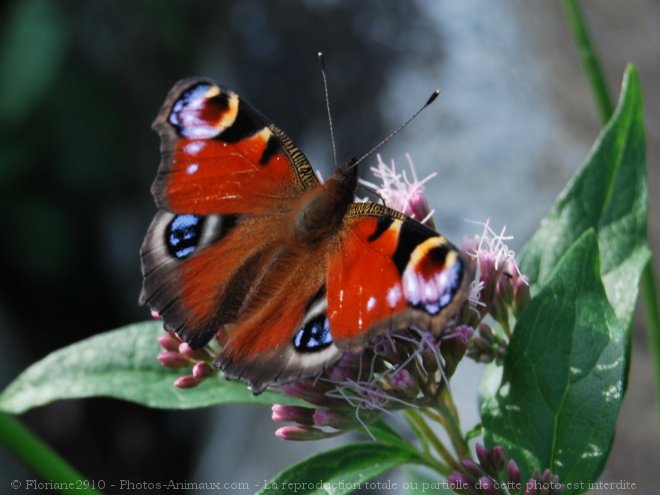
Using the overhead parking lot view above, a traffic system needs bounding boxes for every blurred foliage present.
[0,0,68,125]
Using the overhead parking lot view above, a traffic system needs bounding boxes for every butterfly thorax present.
[293,164,358,245]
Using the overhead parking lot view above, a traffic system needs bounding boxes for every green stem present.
[642,263,660,427]
[435,388,471,458]
[0,412,101,495]
[561,0,614,122]
[562,0,660,428]
[404,410,455,475]
[426,404,469,459]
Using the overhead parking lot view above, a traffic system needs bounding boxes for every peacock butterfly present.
[139,78,469,393]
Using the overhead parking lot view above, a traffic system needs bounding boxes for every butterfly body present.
[141,78,469,393]
[291,163,357,245]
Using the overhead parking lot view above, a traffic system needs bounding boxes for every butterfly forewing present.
[141,78,319,348]
[151,78,318,215]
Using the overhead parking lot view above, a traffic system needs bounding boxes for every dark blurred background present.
[0,1,658,493]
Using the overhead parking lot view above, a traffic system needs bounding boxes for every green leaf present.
[0,0,68,124]
[519,66,649,330]
[403,467,453,495]
[482,230,626,492]
[256,442,422,495]
[0,321,303,414]
[363,418,410,449]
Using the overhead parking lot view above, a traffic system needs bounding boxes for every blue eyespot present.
[166,214,203,259]
[292,314,333,353]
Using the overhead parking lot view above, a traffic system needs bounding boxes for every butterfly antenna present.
[351,89,440,170]
[318,52,338,169]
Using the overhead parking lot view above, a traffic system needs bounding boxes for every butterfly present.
[140,78,469,394]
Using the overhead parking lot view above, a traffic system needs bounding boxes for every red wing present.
[143,78,469,392]
[215,248,341,394]
[140,212,283,348]
[327,203,469,350]
[141,78,322,349]
[151,78,319,215]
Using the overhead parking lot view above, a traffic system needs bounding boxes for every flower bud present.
[507,459,521,484]
[491,445,507,472]
[271,405,315,425]
[475,442,497,476]
[462,459,485,479]
[389,369,417,393]
[467,324,507,365]
[447,472,471,493]
[404,189,432,224]
[327,362,360,383]
[174,374,202,389]
[477,475,499,495]
[489,295,509,328]
[522,479,538,495]
[442,327,472,376]
[157,333,181,352]
[362,383,389,409]
[496,271,514,306]
[157,351,191,369]
[280,381,334,406]
[179,342,209,361]
[313,408,354,429]
[192,361,214,379]
[274,425,330,441]
[513,276,531,318]
[478,252,500,306]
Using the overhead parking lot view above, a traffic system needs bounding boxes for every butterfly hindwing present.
[215,250,341,394]
[140,212,282,347]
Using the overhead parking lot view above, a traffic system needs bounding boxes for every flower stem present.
[562,0,660,430]
[560,0,613,122]
[0,412,101,495]
[642,264,660,427]
[404,410,455,474]
[426,399,470,459]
